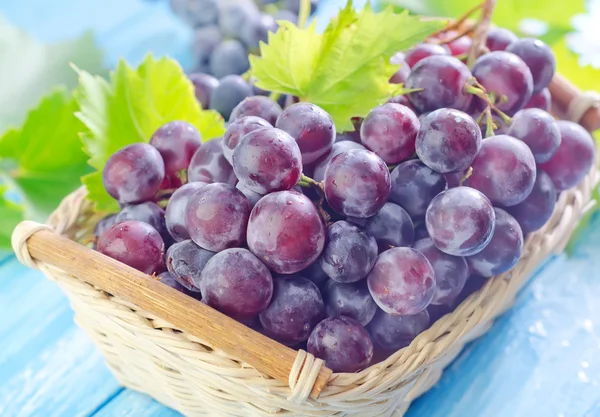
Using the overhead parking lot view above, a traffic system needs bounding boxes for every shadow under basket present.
[11,73,600,417]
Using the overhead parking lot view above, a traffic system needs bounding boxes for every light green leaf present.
[0,186,24,249]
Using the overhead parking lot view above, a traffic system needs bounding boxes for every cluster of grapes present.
[93,25,595,374]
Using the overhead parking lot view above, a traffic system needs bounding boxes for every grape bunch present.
[93,22,595,374]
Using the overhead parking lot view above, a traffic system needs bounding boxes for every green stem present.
[269,91,281,102]
[298,0,311,29]
[459,166,473,186]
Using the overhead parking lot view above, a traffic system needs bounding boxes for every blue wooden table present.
[2,1,600,416]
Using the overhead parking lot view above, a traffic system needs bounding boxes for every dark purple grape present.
[233,127,302,194]
[414,222,429,240]
[406,55,473,113]
[507,38,556,93]
[350,202,414,252]
[259,275,324,345]
[94,214,117,241]
[386,95,414,109]
[506,169,557,234]
[165,182,208,242]
[188,73,219,109]
[166,239,215,291]
[425,187,495,256]
[116,202,170,245]
[308,316,373,373]
[507,108,561,163]
[367,308,430,351]
[389,160,447,218]
[447,35,472,56]
[171,0,219,27]
[404,43,449,68]
[150,121,202,179]
[444,169,468,188]
[275,103,336,165]
[367,247,435,315]
[240,13,278,49]
[360,103,420,164]
[413,238,468,305]
[312,141,365,182]
[209,39,250,79]
[486,27,518,52]
[323,280,377,326]
[191,25,223,70]
[200,248,273,319]
[222,116,272,164]
[219,0,259,38]
[389,57,411,84]
[209,75,253,120]
[230,96,282,125]
[300,261,329,288]
[324,149,391,218]
[102,143,165,204]
[98,220,165,275]
[334,130,361,143]
[157,271,187,293]
[524,88,551,111]
[188,138,237,185]
[235,181,263,208]
[538,121,595,191]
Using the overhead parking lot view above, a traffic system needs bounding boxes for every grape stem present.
[432,2,484,38]
[464,82,512,129]
[459,166,474,186]
[269,91,281,101]
[467,0,497,67]
[435,23,476,46]
[298,0,311,29]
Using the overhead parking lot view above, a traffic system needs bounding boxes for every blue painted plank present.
[93,390,181,417]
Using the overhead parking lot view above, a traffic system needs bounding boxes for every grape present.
[413,238,468,305]
[447,36,472,56]
[170,0,219,27]
[389,57,411,84]
[413,222,429,240]
[319,221,378,283]
[506,169,557,234]
[222,116,272,164]
[219,0,259,38]
[188,73,219,109]
[192,25,222,71]
[97,220,165,275]
[425,187,495,256]
[259,275,324,345]
[247,191,325,274]
[507,108,561,163]
[93,214,117,242]
[166,239,215,291]
[360,103,420,164]
[467,208,523,278]
[390,51,405,64]
[150,121,202,179]
[157,271,187,294]
[350,202,414,252]
[209,75,253,119]
[324,149,391,218]
[367,309,430,351]
[323,280,377,326]
[235,181,263,208]
[538,120,595,191]
[406,55,473,113]
[116,202,170,245]
[307,316,373,373]
[274,10,298,24]
[232,127,302,194]
[200,248,273,319]
[485,27,518,51]
[300,261,329,288]
[230,96,282,126]
[210,40,250,79]
[188,138,237,185]
[367,247,435,315]
[185,183,250,252]
[524,88,551,111]
[275,103,336,165]
[416,108,482,174]
[463,135,537,206]
[386,94,413,109]
[506,38,556,93]
[404,43,449,68]
[312,141,365,182]
[165,182,208,242]
[389,160,447,218]
[240,13,278,49]
[471,51,534,116]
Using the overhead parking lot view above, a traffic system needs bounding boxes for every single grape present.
[389,57,411,84]
[404,43,449,68]
[157,271,187,294]
[463,135,537,206]
[275,102,336,165]
[247,191,325,274]
[201,248,273,320]
[259,275,324,345]
[406,55,473,113]
[538,120,595,191]
[425,187,495,256]
[240,13,278,49]
[416,108,482,174]
[93,214,117,242]
[312,141,365,182]
[413,221,429,240]
[150,121,202,179]
[170,0,219,27]
[413,238,469,305]
[367,308,430,351]
[323,280,377,326]
[360,103,420,164]
[524,88,551,111]
[188,138,237,185]
[222,116,272,164]
[324,149,391,218]
[210,40,250,79]
[116,202,170,245]
[507,38,556,93]
[166,239,215,291]
[235,181,263,208]
[165,182,208,242]
[447,36,472,57]
[367,247,435,315]
[97,220,165,275]
[219,0,259,38]
[230,96,282,126]
[232,127,302,194]
[507,108,561,163]
[209,75,253,119]
[486,27,518,51]
[389,160,447,218]
[350,202,414,252]
[185,183,250,252]
[188,73,219,109]
[506,169,557,234]
[386,95,414,110]
[191,25,223,70]
[308,316,373,373]
[334,130,361,143]
[299,261,329,288]
[390,51,406,64]
[102,143,165,204]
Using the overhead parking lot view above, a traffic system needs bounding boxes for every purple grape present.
[232,127,302,194]
[191,25,223,70]
[367,308,430,351]
[188,73,219,109]
[413,238,468,305]
[425,187,495,256]
[222,116,272,164]
[165,182,208,242]
[157,271,187,293]
[507,108,561,163]
[485,27,518,51]
[247,191,325,274]
[414,222,429,240]
[116,202,170,245]
[360,103,420,164]
[350,202,414,252]
[324,149,391,218]
[463,135,537,206]
[466,208,523,278]
[312,141,365,182]
[416,108,482,174]
[406,55,473,113]
[240,12,278,49]
[200,248,273,319]
[102,143,165,204]
[230,96,282,125]
[507,38,556,93]
[444,169,468,188]
[389,57,411,84]
[275,103,336,165]
[447,35,472,56]
[334,131,361,143]
[188,138,236,185]
[209,39,250,79]
[389,160,447,218]
[319,221,378,283]
[386,95,414,109]
[506,169,557,234]
[97,220,165,275]
[300,261,329,288]
[150,121,202,179]
[259,275,324,345]
[94,214,117,241]
[209,75,253,119]
[404,43,449,68]
[235,181,263,208]
[323,280,377,326]
[166,239,215,291]
[524,88,551,111]
[307,316,373,373]
[367,247,435,315]
[538,121,595,191]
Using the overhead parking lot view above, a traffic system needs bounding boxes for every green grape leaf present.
[75,55,226,212]
[0,186,24,249]
[250,2,444,131]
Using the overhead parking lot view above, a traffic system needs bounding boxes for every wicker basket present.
[11,71,600,416]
